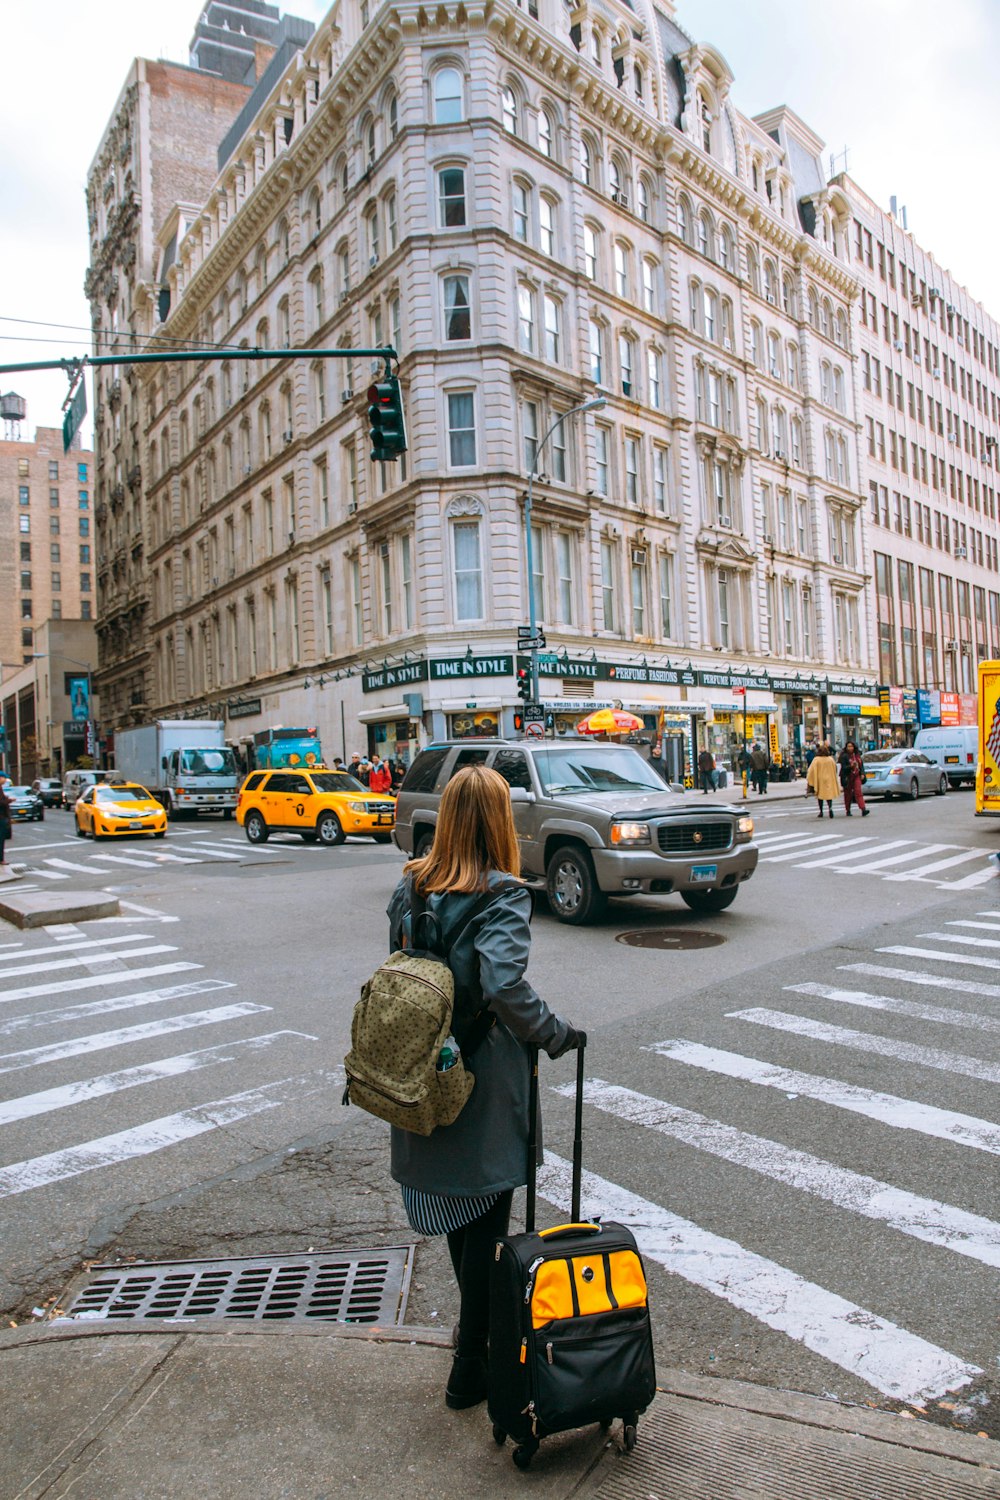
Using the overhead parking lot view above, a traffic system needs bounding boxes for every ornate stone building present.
[121,0,882,775]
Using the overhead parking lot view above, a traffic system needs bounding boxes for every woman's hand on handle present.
[548,1024,586,1059]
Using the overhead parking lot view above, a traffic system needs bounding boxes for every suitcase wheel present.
[512,1438,538,1470]
[492,1424,506,1447]
[622,1417,638,1453]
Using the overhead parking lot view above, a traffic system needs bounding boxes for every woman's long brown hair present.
[404,763,521,894]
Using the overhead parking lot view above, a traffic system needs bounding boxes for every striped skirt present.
[401,1184,500,1237]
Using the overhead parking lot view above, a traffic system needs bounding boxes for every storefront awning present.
[357,702,412,724]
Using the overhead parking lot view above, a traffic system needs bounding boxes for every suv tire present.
[317,811,346,846]
[546,845,607,925]
[244,811,269,844]
[681,886,738,914]
[415,829,435,860]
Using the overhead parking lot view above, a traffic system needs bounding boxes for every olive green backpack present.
[342,881,518,1136]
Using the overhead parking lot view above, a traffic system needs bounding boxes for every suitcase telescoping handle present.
[525,1038,586,1235]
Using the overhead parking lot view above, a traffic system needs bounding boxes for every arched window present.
[363,115,377,168]
[782,274,796,316]
[688,277,702,333]
[613,239,629,299]
[699,91,712,153]
[767,331,781,380]
[807,287,820,330]
[703,288,718,343]
[791,415,802,466]
[763,259,778,306]
[276,218,290,266]
[637,175,651,224]
[434,67,463,124]
[501,85,518,134]
[820,297,833,338]
[538,107,553,158]
[677,194,694,247]
[642,257,656,313]
[750,319,763,370]
[833,367,846,412]
[634,64,644,101]
[699,210,714,260]
[721,298,734,349]
[584,222,599,280]
[755,398,767,450]
[746,245,760,296]
[719,223,735,271]
[387,91,399,139]
[619,333,635,398]
[580,137,594,187]
[786,342,799,388]
[255,245,268,295]
[834,308,848,348]
[539,194,556,257]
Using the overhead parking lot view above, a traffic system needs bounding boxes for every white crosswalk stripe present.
[0,1003,271,1075]
[751,826,999,889]
[537,1153,979,1402]
[0,979,235,1038]
[0,944,177,982]
[787,980,1000,1036]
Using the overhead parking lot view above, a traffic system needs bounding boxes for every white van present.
[912,726,978,787]
[61,770,106,809]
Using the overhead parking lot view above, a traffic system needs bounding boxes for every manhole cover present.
[53,1246,413,1327]
[616,929,725,950]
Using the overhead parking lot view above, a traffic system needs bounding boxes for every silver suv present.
[393,739,758,924]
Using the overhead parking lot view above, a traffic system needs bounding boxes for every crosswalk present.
[10,834,265,888]
[753,824,999,889]
[542,909,1000,1405]
[0,922,334,1224]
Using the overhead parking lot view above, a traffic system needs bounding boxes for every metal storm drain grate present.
[55,1246,413,1327]
[616,928,725,950]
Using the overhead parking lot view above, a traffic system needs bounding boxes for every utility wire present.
[0,315,245,353]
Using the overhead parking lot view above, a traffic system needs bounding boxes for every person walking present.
[838,740,870,817]
[348,752,363,781]
[749,742,770,795]
[0,781,11,872]
[357,759,372,787]
[368,755,393,794]
[804,739,819,768]
[697,747,716,794]
[806,743,840,819]
[387,764,582,1412]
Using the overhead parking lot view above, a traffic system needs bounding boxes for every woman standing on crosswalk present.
[838,740,870,818]
[806,743,840,818]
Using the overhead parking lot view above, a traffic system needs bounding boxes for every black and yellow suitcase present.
[487,1043,656,1469]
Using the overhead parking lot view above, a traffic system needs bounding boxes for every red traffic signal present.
[516,668,531,703]
[366,375,407,462]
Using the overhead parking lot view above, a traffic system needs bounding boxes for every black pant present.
[447,1190,514,1356]
[699,770,714,793]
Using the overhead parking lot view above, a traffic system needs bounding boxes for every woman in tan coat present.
[806,743,841,818]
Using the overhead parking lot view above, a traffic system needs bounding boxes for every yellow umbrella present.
[576,708,645,736]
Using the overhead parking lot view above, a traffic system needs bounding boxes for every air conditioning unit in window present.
[933,367,942,377]
[347,499,358,514]
[283,430,293,444]
[773,448,787,461]
[723,338,733,351]
[912,293,923,308]
[955,545,968,557]
[762,531,774,544]
[369,254,379,270]
[832,553,843,565]
[338,290,350,305]
[341,388,354,403]
[611,190,629,209]
[945,638,958,651]
[630,546,647,565]
[929,287,941,300]
[893,340,903,351]
[718,514,732,528]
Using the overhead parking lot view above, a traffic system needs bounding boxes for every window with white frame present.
[538,107,553,157]
[631,551,647,634]
[401,533,413,628]
[443,274,471,340]
[619,334,634,397]
[380,544,393,635]
[658,552,673,637]
[530,522,544,620]
[309,267,324,326]
[447,392,477,466]
[350,556,362,644]
[501,85,518,134]
[613,241,629,298]
[315,457,329,528]
[801,586,813,656]
[698,209,713,259]
[717,567,733,648]
[321,568,334,655]
[438,167,466,227]
[266,588,278,670]
[385,191,398,251]
[543,294,560,362]
[624,433,640,504]
[786,342,798,388]
[829,504,856,567]
[523,400,539,473]
[768,331,782,380]
[513,180,529,242]
[551,414,567,481]
[703,287,718,342]
[518,284,535,352]
[540,195,556,257]
[647,348,661,408]
[719,222,734,270]
[790,415,802,466]
[454,519,483,619]
[584,223,598,280]
[653,445,667,511]
[589,320,603,384]
[313,362,326,423]
[287,574,300,662]
[600,539,617,629]
[581,137,593,186]
[637,176,650,223]
[555,530,574,623]
[595,425,610,496]
[434,67,463,124]
[642,258,655,313]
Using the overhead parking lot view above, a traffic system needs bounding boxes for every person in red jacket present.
[368,755,393,794]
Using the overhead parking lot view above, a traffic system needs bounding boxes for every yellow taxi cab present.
[236,766,395,846]
[75,782,168,840]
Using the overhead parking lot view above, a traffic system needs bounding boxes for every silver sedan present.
[861,749,949,801]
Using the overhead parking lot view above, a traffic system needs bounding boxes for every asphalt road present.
[2,789,998,1429]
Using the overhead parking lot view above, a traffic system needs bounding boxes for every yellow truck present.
[976,659,1000,818]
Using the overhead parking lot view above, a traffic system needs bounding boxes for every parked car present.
[32,778,64,808]
[6,785,45,821]
[911,725,978,788]
[861,749,948,800]
[236,767,396,846]
[393,739,758,924]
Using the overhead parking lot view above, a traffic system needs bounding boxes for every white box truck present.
[112,720,239,819]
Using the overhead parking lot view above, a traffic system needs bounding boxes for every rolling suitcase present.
[487,1042,656,1470]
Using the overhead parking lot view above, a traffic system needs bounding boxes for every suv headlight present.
[610,820,651,846]
[736,815,754,841]
[348,801,369,813]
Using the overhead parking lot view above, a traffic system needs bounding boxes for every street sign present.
[538,653,558,666]
[62,379,87,453]
[523,703,544,722]
[518,636,546,652]
[517,625,536,639]
[525,721,544,738]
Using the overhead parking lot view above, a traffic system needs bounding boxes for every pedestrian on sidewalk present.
[387,764,582,1413]
[0,782,10,870]
[806,743,839,818]
[697,747,716,794]
[749,742,769,795]
[838,740,870,818]
[368,755,393,794]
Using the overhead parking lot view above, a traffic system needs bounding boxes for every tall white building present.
[110,0,885,776]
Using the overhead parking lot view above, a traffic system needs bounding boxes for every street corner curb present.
[0,889,121,928]
[0,1320,455,1352]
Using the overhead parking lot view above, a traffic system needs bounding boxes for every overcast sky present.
[0,0,996,443]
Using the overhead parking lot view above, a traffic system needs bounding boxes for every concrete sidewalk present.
[3,1320,998,1499]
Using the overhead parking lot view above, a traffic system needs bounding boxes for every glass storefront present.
[447,710,499,739]
[369,716,418,766]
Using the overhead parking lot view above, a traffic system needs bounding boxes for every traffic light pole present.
[0,347,399,377]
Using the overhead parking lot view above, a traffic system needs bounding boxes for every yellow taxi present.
[75,782,168,840]
[236,767,396,846]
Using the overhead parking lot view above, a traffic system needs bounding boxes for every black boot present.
[445,1352,488,1410]
[827,806,834,818]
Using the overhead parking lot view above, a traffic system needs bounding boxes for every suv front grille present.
[657,820,733,854]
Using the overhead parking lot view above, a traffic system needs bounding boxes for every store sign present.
[879,686,905,723]
[917,688,940,725]
[959,693,978,725]
[902,689,917,723]
[940,691,960,725]
[227,697,262,719]
[363,661,430,692]
[430,654,513,681]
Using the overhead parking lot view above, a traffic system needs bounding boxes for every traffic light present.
[516,668,531,703]
[366,375,407,462]
[513,712,524,733]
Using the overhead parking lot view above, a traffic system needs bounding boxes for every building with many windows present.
[100,0,887,779]
[844,177,1000,740]
[0,419,94,678]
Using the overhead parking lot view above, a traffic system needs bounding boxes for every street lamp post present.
[524,396,607,701]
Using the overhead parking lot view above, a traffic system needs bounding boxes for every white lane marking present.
[787,981,1000,1036]
[0,934,151,962]
[44,857,112,875]
[537,1153,978,1402]
[919,930,1000,951]
[85,850,167,868]
[751,830,834,847]
[118,900,178,923]
[886,849,988,881]
[880,945,1000,973]
[759,837,848,862]
[0,1003,271,1075]
[0,1070,341,1199]
[833,843,957,874]
[941,864,999,890]
[183,843,246,860]
[556,1078,1000,1271]
[0,979,235,1037]
[219,837,249,847]
[8,839,82,851]
[948,920,1000,932]
[793,841,897,870]
[648,1041,1000,1156]
[0,962,199,1006]
[843,963,1000,1001]
[977,911,1000,920]
[730,1007,1000,1086]
[0,945,175,982]
[0,1031,316,1126]
[30,868,71,882]
[143,850,201,864]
